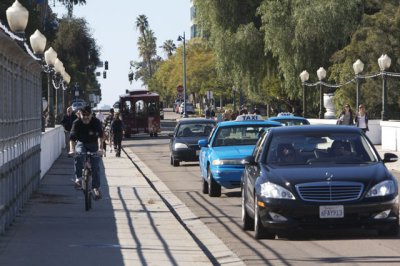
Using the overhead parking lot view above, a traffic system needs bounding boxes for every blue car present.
[268,112,310,126]
[198,114,281,197]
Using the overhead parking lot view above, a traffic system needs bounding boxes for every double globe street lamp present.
[4,0,71,128]
[177,32,188,118]
[300,54,395,121]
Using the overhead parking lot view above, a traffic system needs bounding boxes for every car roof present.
[217,120,281,127]
[268,116,308,121]
[177,118,216,124]
[268,125,362,134]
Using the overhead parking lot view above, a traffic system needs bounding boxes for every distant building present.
[190,0,201,38]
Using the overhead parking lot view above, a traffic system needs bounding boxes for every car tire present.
[254,196,275,240]
[173,158,180,167]
[170,155,173,165]
[202,178,209,194]
[241,188,254,231]
[207,167,221,197]
[378,222,399,236]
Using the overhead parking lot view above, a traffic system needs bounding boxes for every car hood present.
[261,163,394,188]
[174,136,207,145]
[212,145,254,159]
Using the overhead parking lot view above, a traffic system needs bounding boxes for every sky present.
[53,0,191,108]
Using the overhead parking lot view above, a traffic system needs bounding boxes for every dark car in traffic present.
[169,118,217,167]
[241,125,399,239]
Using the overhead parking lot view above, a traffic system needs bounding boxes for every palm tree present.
[135,15,149,42]
[59,0,87,17]
[160,40,176,57]
[135,15,156,79]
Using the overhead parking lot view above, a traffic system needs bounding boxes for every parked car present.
[174,99,184,113]
[71,100,86,112]
[169,118,217,167]
[241,125,399,239]
[268,112,310,126]
[179,102,195,115]
[198,114,282,197]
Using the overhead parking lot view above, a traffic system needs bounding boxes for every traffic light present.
[103,71,107,79]
[105,61,109,70]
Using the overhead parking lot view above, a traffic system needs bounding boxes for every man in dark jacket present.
[61,106,77,152]
[69,106,104,200]
[111,112,124,157]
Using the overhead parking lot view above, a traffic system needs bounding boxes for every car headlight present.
[366,180,396,197]
[260,182,295,200]
[212,159,244,166]
[174,143,188,149]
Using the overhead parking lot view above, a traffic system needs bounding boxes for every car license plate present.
[196,150,200,156]
[319,205,344,218]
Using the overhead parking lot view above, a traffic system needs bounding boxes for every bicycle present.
[74,151,99,211]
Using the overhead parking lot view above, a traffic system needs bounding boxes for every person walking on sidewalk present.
[111,112,124,157]
[69,106,104,200]
[337,104,354,125]
[61,106,77,153]
[355,104,369,132]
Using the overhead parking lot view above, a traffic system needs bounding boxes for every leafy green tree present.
[52,17,101,105]
[329,0,400,119]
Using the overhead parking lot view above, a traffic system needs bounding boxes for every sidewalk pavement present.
[0,149,244,266]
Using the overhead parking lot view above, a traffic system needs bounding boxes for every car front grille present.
[295,181,363,202]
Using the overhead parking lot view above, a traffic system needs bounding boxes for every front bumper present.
[172,148,199,162]
[257,196,399,231]
[211,166,244,189]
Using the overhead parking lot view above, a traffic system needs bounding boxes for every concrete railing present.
[308,119,382,145]
[40,126,65,178]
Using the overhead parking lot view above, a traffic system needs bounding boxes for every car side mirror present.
[383,153,398,163]
[198,139,208,147]
[242,155,256,166]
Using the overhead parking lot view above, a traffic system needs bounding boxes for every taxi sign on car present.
[235,114,263,121]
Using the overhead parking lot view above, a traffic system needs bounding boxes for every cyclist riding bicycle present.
[69,105,104,200]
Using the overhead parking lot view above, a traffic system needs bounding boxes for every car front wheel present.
[254,196,275,240]
[241,188,254,230]
[172,157,180,167]
[207,167,221,197]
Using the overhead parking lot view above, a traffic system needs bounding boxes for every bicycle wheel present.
[83,168,92,211]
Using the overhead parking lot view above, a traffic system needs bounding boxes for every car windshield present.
[177,123,215,137]
[213,125,267,147]
[266,132,378,165]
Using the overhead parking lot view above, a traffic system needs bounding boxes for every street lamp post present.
[317,67,326,119]
[353,59,364,109]
[44,47,57,127]
[4,0,70,129]
[299,70,309,117]
[378,54,391,121]
[177,32,187,118]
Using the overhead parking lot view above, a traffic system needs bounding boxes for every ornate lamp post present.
[353,59,364,109]
[177,32,187,118]
[44,47,57,127]
[317,67,326,119]
[378,54,391,121]
[299,70,309,117]
[6,0,29,40]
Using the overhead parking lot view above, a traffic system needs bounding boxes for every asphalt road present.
[123,110,400,265]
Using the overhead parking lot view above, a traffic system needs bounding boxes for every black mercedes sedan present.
[169,118,216,167]
[241,125,399,239]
